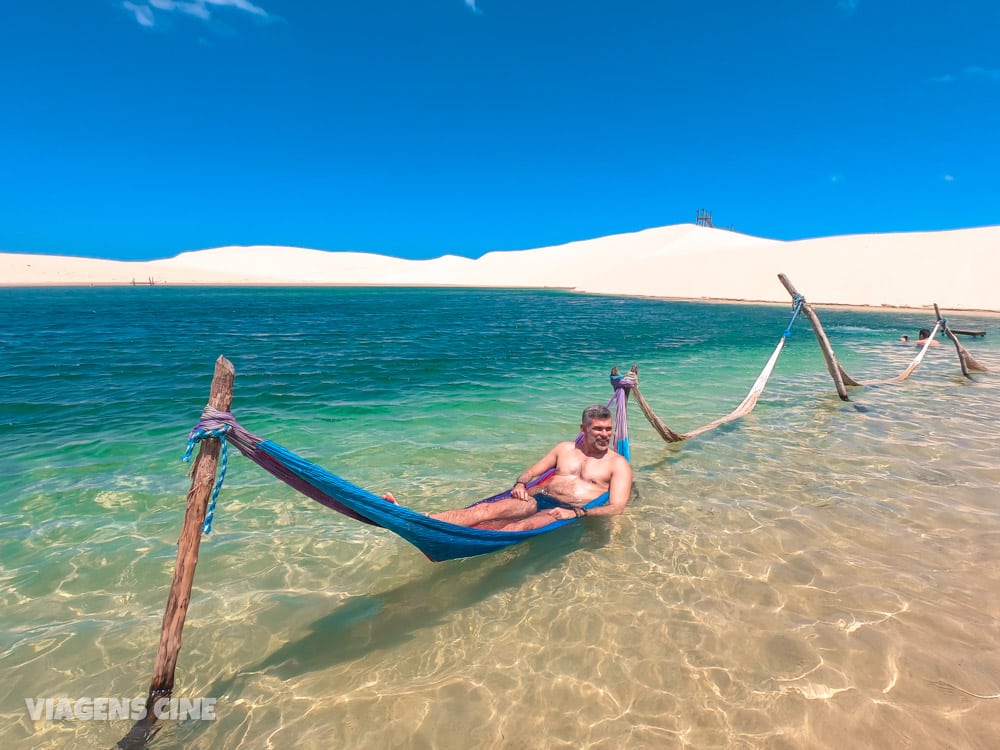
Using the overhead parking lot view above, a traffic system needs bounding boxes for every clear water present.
[2,287,998,748]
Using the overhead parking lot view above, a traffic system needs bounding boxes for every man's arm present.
[581,458,632,517]
[510,443,568,500]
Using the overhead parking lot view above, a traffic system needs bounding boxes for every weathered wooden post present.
[117,356,235,749]
[935,303,988,377]
[777,274,854,401]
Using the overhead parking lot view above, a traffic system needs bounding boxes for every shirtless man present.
[916,328,940,347]
[426,404,633,531]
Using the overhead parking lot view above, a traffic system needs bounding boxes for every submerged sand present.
[1,223,998,312]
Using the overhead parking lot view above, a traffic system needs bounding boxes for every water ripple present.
[1,289,998,748]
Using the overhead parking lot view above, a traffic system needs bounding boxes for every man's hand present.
[548,507,578,521]
[511,481,532,501]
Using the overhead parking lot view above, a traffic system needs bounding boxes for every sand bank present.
[2,224,997,312]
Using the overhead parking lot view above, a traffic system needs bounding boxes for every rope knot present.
[611,366,637,391]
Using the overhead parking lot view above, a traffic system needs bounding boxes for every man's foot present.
[382,492,398,505]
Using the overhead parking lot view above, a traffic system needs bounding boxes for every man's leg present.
[430,498,538,528]
[488,510,564,532]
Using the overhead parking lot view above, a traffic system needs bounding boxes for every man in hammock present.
[916,328,941,347]
[388,405,632,531]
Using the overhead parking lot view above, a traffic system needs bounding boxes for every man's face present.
[583,417,613,452]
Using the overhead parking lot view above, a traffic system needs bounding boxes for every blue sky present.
[2,1,998,260]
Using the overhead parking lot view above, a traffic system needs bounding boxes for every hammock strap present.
[610,367,636,461]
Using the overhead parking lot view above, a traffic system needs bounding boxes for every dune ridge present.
[2,224,997,311]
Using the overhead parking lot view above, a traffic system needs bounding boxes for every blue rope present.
[784,294,805,338]
[181,425,231,534]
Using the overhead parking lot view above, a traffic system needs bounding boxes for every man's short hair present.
[582,404,612,425]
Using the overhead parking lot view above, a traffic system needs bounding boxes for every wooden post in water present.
[777,274,854,401]
[118,356,235,749]
[934,304,988,376]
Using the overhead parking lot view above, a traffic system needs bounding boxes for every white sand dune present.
[2,223,997,311]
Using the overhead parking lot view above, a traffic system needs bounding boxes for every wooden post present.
[949,328,986,338]
[934,304,987,376]
[118,356,235,749]
[777,274,854,401]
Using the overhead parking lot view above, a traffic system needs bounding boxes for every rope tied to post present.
[182,421,232,534]
[784,294,805,338]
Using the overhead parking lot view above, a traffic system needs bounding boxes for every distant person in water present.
[899,335,910,343]
[383,405,633,531]
[917,328,940,347]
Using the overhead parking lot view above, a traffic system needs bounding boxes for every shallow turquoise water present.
[2,287,998,748]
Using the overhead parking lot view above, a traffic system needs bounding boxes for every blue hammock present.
[185,371,634,562]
